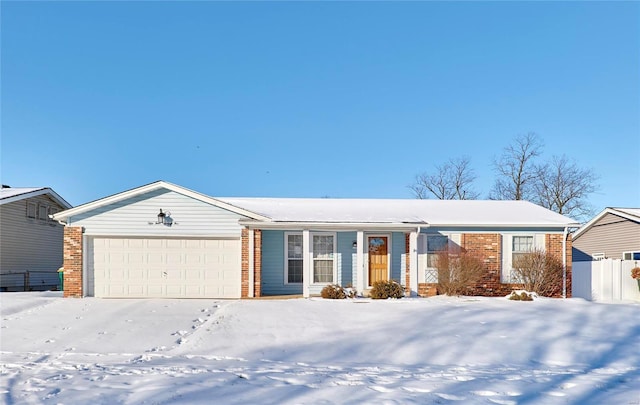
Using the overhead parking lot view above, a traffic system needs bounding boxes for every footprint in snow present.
[435,393,466,401]
[45,339,55,343]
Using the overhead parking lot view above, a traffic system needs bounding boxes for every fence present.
[573,259,640,302]
[0,271,60,292]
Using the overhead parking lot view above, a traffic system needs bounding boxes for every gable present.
[68,189,250,237]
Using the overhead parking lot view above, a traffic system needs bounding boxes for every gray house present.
[0,186,72,291]
[572,208,640,262]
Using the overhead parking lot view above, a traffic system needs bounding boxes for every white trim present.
[409,231,418,296]
[82,234,88,298]
[52,181,271,223]
[366,234,391,288]
[240,220,422,230]
[622,251,640,260]
[356,231,365,293]
[248,229,255,298]
[311,232,338,285]
[302,230,310,298]
[284,232,303,285]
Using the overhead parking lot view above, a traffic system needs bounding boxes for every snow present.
[219,197,579,226]
[1,292,638,404]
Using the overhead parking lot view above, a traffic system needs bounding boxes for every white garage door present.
[87,237,241,298]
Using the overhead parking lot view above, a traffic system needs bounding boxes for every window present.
[38,205,49,221]
[623,251,640,261]
[313,234,335,283]
[26,202,37,219]
[512,235,534,264]
[285,233,303,284]
[426,235,449,268]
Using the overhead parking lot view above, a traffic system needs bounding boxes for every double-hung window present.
[285,233,303,284]
[313,234,335,283]
[26,202,37,219]
[512,236,534,264]
[426,235,449,268]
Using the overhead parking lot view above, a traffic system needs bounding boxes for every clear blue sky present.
[2,1,639,218]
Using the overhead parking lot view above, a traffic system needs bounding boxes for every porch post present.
[409,230,419,296]
[356,230,365,293]
[302,229,311,298]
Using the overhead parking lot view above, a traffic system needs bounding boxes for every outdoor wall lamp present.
[157,209,166,224]
[148,209,175,226]
[352,241,357,250]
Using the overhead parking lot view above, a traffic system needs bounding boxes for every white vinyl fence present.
[573,259,640,302]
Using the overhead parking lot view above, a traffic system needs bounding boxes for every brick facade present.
[63,226,83,298]
[417,233,571,298]
[241,228,262,298]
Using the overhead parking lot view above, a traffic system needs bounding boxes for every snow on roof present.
[219,197,578,227]
[614,208,640,219]
[0,187,46,200]
[0,187,72,208]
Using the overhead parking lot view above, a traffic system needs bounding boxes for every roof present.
[52,180,579,229]
[51,181,271,222]
[0,187,72,209]
[572,207,640,239]
[221,197,579,228]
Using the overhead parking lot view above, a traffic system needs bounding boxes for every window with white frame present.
[26,202,37,219]
[623,251,640,261]
[285,233,303,284]
[512,235,534,264]
[426,235,449,268]
[313,234,335,283]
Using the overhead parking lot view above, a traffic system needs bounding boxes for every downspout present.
[562,226,568,299]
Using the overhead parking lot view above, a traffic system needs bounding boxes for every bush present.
[631,267,640,280]
[369,280,404,299]
[435,250,485,296]
[320,284,347,299]
[508,291,534,301]
[512,249,564,297]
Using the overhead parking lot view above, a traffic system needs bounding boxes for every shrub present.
[435,250,485,296]
[320,284,347,299]
[369,280,404,299]
[512,249,564,297]
[508,291,534,301]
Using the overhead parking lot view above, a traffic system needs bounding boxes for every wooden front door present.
[368,236,388,285]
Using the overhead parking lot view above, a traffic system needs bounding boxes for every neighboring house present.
[572,208,640,262]
[0,186,72,291]
[52,181,578,299]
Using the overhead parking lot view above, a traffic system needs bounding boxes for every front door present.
[368,236,388,285]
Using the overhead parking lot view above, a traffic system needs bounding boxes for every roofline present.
[572,207,640,240]
[52,181,271,222]
[239,220,426,230]
[0,188,72,209]
[239,220,580,230]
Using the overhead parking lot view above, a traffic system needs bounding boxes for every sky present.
[2,1,639,219]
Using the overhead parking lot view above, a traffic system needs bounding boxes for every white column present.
[409,231,419,296]
[248,229,254,298]
[303,229,311,298]
[356,230,365,293]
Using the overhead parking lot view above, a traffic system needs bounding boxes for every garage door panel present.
[90,237,241,298]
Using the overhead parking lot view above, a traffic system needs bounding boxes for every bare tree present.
[533,155,598,220]
[409,157,479,200]
[490,132,543,200]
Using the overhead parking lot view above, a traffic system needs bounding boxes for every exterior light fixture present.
[352,241,357,250]
[157,209,166,225]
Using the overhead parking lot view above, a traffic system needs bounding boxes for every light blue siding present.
[261,230,356,296]
[391,232,405,282]
[69,189,246,237]
[261,230,302,295]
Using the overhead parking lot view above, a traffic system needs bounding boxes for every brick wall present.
[405,233,411,294]
[253,230,262,298]
[63,226,83,298]
[241,228,249,298]
[417,232,572,298]
[241,228,262,298]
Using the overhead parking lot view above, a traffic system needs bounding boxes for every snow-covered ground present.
[1,292,638,404]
